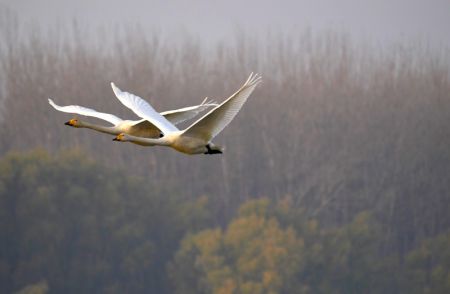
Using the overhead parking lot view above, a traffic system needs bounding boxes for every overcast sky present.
[2,0,450,47]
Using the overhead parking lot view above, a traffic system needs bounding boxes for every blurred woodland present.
[0,10,449,294]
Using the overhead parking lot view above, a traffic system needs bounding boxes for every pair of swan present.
[49,89,218,139]
[50,73,262,155]
[112,73,262,155]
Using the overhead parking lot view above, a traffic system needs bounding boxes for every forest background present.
[0,2,449,293]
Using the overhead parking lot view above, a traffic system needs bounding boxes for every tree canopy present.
[1,152,448,293]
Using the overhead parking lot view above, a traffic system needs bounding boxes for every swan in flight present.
[49,85,217,139]
[112,73,262,155]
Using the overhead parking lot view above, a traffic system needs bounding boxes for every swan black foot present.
[204,144,223,155]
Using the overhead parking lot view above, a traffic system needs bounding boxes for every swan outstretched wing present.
[111,83,179,134]
[182,73,261,141]
[130,97,217,131]
[161,98,218,125]
[48,98,123,126]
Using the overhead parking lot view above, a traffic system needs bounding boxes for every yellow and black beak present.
[64,119,77,126]
[113,134,123,141]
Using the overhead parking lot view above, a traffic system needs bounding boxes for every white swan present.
[112,73,262,155]
[49,87,217,138]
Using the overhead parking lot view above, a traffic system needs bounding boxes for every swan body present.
[49,85,217,139]
[112,73,262,155]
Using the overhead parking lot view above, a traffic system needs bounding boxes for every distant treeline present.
[0,10,449,293]
[0,150,449,293]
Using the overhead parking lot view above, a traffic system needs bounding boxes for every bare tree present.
[0,11,449,254]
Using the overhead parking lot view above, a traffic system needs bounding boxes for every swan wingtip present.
[111,82,123,95]
[48,98,57,106]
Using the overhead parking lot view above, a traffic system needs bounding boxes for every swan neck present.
[79,121,117,135]
[127,135,169,146]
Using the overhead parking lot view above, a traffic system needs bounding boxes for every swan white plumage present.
[112,73,262,154]
[49,85,217,139]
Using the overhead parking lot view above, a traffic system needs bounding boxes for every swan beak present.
[114,133,126,142]
[65,119,77,126]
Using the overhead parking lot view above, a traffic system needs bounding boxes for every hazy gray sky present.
[2,0,450,46]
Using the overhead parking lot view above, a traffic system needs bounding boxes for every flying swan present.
[49,85,217,139]
[112,73,262,155]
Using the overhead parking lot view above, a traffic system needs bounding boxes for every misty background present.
[0,1,449,293]
[4,0,450,46]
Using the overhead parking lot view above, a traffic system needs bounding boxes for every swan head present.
[64,119,80,127]
[113,133,128,142]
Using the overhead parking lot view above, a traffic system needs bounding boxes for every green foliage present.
[170,199,427,294]
[0,151,448,293]
[405,232,450,294]
[0,150,211,293]
[297,212,397,294]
